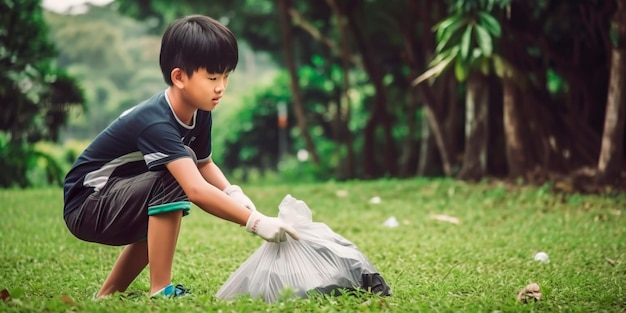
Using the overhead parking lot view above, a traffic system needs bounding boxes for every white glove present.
[224,185,257,211]
[246,210,300,243]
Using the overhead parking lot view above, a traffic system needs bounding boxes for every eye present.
[208,77,217,81]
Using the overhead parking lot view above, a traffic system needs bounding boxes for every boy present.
[63,15,298,299]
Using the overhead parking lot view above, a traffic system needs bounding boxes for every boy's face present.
[182,68,230,111]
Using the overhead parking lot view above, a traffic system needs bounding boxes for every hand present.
[224,185,257,211]
[246,210,300,243]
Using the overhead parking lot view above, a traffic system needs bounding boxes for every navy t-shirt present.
[63,90,212,217]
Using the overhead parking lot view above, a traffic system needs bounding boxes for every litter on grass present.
[430,214,460,224]
[517,283,541,303]
[216,195,392,303]
[369,196,381,204]
[382,216,399,228]
[335,190,348,197]
[533,252,550,263]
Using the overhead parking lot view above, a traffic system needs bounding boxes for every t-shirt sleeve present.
[138,123,190,170]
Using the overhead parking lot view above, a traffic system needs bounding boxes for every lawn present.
[1,178,625,312]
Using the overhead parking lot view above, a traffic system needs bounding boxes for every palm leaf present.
[435,16,467,53]
[460,24,473,60]
[474,24,493,57]
[412,51,457,86]
[478,12,501,37]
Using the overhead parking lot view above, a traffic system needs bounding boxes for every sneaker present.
[150,284,190,298]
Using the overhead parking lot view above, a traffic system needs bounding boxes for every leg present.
[96,241,149,298]
[66,150,195,297]
[148,210,183,295]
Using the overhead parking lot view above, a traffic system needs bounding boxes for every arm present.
[167,157,248,225]
[166,157,299,242]
[197,157,230,191]
[199,157,257,211]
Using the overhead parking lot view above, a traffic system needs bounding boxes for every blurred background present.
[1,0,624,189]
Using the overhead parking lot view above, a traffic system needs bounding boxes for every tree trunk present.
[502,77,528,178]
[327,0,356,179]
[411,0,453,176]
[416,108,440,176]
[346,9,396,178]
[598,0,626,183]
[442,74,461,173]
[397,0,427,177]
[458,72,489,180]
[418,84,453,176]
[401,87,419,177]
[277,0,320,165]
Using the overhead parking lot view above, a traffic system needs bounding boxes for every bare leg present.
[96,241,149,298]
[148,210,183,295]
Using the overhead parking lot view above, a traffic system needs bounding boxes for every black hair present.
[159,15,239,85]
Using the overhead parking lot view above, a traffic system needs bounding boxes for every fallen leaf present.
[376,298,390,309]
[60,295,75,305]
[517,283,541,303]
[554,180,574,193]
[0,289,10,301]
[335,190,348,197]
[430,214,460,224]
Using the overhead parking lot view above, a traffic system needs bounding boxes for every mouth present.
[212,97,221,104]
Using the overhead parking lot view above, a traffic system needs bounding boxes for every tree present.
[498,0,613,179]
[109,0,622,186]
[277,0,321,166]
[45,5,167,140]
[597,0,626,183]
[0,0,85,187]
[414,0,502,180]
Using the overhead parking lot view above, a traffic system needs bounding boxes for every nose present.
[215,81,225,93]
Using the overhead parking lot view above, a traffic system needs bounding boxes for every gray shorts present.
[64,148,196,246]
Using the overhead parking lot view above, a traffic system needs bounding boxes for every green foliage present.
[212,71,336,182]
[43,0,620,183]
[546,68,569,94]
[211,72,287,174]
[1,180,625,311]
[1,0,85,143]
[478,11,501,37]
[0,135,65,188]
[0,0,85,188]
[212,48,376,182]
[45,6,165,140]
[421,0,505,84]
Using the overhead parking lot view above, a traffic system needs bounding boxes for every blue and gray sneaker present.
[150,284,190,298]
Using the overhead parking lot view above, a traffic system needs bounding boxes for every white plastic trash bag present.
[215,194,391,303]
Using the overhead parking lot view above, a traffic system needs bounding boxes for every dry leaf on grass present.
[0,289,10,301]
[60,295,75,305]
[430,214,460,224]
[517,283,541,303]
[335,190,348,197]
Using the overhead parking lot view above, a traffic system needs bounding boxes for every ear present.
[170,68,186,89]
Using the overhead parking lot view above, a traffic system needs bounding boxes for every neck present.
[166,87,195,125]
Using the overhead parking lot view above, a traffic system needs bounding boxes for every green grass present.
[1,178,625,312]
